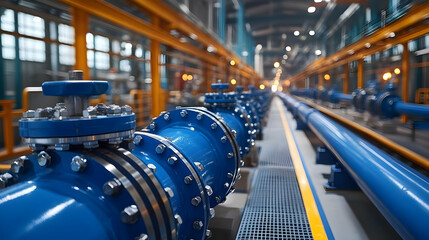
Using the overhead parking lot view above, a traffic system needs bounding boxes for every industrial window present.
[145,50,151,77]
[87,50,94,68]
[95,52,110,70]
[95,35,109,52]
[135,45,143,58]
[1,34,15,59]
[19,37,45,62]
[121,42,132,56]
[18,12,45,38]
[59,45,75,65]
[119,59,131,72]
[86,33,94,49]
[1,9,15,32]
[112,40,120,53]
[58,24,74,44]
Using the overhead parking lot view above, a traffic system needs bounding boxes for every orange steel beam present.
[357,58,364,89]
[205,63,211,92]
[61,0,222,66]
[285,2,429,83]
[343,63,349,93]
[295,96,429,170]
[401,43,409,123]
[151,16,162,118]
[71,7,89,80]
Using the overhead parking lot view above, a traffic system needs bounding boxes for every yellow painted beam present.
[295,96,429,170]
[284,1,429,84]
[401,43,409,123]
[71,7,89,79]
[357,58,364,89]
[61,0,221,65]
[343,63,349,93]
[151,16,161,118]
[277,99,329,240]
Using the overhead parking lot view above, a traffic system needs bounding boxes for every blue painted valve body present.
[0,75,252,240]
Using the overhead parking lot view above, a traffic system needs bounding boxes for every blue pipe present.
[279,93,429,240]
[394,101,429,118]
[332,93,353,102]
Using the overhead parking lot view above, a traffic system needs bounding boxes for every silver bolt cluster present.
[11,156,29,174]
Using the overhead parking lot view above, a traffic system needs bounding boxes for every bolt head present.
[227,152,233,158]
[83,141,99,149]
[184,175,193,185]
[103,179,122,196]
[155,144,166,154]
[224,182,230,188]
[149,122,156,130]
[206,229,212,238]
[133,135,143,145]
[163,113,170,120]
[135,234,148,240]
[220,136,227,143]
[211,123,217,130]
[11,156,29,174]
[167,156,178,165]
[205,185,213,196]
[174,214,183,225]
[37,151,51,167]
[147,164,157,172]
[23,110,35,118]
[191,196,201,206]
[164,187,174,198]
[227,172,234,178]
[121,205,139,224]
[196,113,203,120]
[0,173,14,189]
[70,156,88,173]
[215,196,221,203]
[180,110,188,117]
[194,162,204,171]
[193,220,203,230]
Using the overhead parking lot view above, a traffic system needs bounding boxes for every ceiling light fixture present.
[308,6,316,13]
[309,30,315,36]
[315,49,322,55]
[285,46,291,51]
[293,31,300,36]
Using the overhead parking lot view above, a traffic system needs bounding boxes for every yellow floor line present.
[276,99,328,240]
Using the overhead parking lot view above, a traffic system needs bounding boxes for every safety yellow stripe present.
[277,100,328,240]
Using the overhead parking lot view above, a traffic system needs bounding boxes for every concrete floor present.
[280,99,402,240]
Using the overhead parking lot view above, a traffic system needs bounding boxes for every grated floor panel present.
[236,99,313,240]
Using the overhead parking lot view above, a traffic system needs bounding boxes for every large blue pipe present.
[279,93,429,240]
[394,101,429,118]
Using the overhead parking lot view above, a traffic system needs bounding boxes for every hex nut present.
[103,179,122,196]
[191,196,201,206]
[155,144,166,154]
[184,175,193,185]
[70,156,88,173]
[167,156,178,165]
[121,205,139,224]
[11,156,30,174]
[193,220,203,230]
[37,151,51,167]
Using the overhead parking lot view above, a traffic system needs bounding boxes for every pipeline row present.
[278,92,429,240]
[0,71,271,240]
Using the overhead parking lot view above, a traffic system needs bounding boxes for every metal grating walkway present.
[236,99,313,240]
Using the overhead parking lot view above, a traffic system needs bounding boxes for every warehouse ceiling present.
[225,0,378,80]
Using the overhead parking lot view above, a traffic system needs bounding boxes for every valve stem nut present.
[70,156,88,173]
[193,220,203,230]
[37,151,51,167]
[11,156,30,174]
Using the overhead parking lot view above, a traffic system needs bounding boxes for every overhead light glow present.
[281,60,286,64]
[283,54,288,60]
[314,0,322,2]
[315,49,322,56]
[324,74,331,81]
[187,74,193,81]
[293,31,300,36]
[33,16,41,23]
[309,30,315,36]
[383,72,392,81]
[259,84,265,90]
[230,60,236,66]
[394,68,401,75]
[242,51,249,57]
[230,79,237,85]
[274,61,280,68]
[285,46,292,51]
[256,44,263,51]
[182,74,188,81]
[308,6,316,13]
